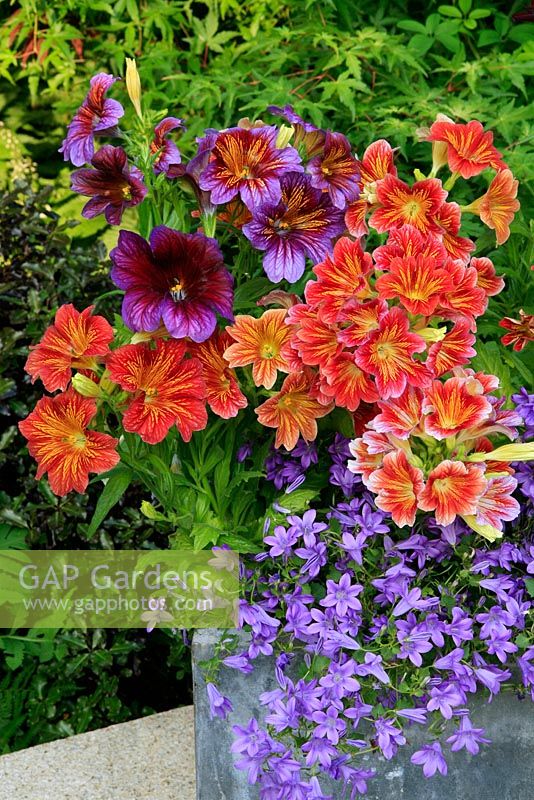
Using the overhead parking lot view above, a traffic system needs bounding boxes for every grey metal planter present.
[193,629,534,800]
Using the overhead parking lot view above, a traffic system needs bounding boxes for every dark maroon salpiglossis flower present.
[307,130,361,209]
[110,225,233,342]
[71,145,147,225]
[198,125,303,208]
[242,171,345,283]
[59,73,124,167]
[150,116,185,177]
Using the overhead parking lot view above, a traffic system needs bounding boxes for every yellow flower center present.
[261,343,278,360]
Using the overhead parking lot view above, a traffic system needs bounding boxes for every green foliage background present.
[0,0,532,752]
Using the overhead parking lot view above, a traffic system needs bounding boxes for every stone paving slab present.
[0,705,195,800]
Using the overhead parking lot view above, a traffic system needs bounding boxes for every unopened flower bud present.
[72,373,102,398]
[125,58,143,119]
[276,125,295,149]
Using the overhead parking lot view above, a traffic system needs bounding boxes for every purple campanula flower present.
[287,509,328,543]
[329,462,361,496]
[478,575,514,603]
[242,171,345,283]
[150,116,185,176]
[206,682,233,720]
[312,706,347,745]
[264,525,298,558]
[396,616,433,667]
[445,607,473,646]
[198,125,302,208]
[294,538,328,578]
[237,442,253,462]
[512,387,534,435]
[447,715,491,754]
[308,775,333,799]
[353,652,389,684]
[59,73,124,166]
[515,462,534,502]
[485,631,518,663]
[319,659,360,699]
[374,717,406,760]
[223,653,254,674]
[292,439,318,468]
[321,573,363,617]
[473,662,511,696]
[71,145,146,225]
[410,741,447,777]
[344,696,373,728]
[476,604,515,639]
[110,226,233,341]
[307,130,360,209]
[518,647,534,695]
[301,734,337,769]
[284,602,312,639]
[396,707,428,724]
[265,697,299,732]
[426,682,465,719]
[392,586,437,617]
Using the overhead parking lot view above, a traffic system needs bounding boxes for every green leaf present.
[277,489,318,512]
[525,578,534,598]
[438,5,463,17]
[469,8,491,19]
[397,20,428,34]
[0,524,26,550]
[409,34,434,56]
[478,30,501,47]
[458,0,472,14]
[86,468,133,538]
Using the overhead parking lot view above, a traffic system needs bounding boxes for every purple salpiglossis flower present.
[374,717,406,760]
[198,125,302,208]
[447,715,491,755]
[150,116,185,176]
[264,524,298,558]
[242,171,345,283]
[410,741,447,777]
[206,682,233,720]
[110,225,233,342]
[321,573,363,617]
[312,706,347,745]
[59,73,124,166]
[426,682,465,719]
[307,130,360,209]
[353,652,389,684]
[71,145,146,225]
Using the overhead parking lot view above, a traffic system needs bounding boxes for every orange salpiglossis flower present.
[18,389,119,496]
[354,307,431,399]
[255,370,333,450]
[189,329,247,419]
[292,316,343,369]
[25,304,114,392]
[304,237,373,324]
[418,460,487,526]
[426,118,507,179]
[499,310,534,352]
[438,262,488,329]
[368,175,447,235]
[367,450,425,527]
[433,202,475,265]
[106,339,207,444]
[465,169,520,245]
[372,224,447,271]
[375,254,453,316]
[422,376,493,440]
[224,309,292,390]
[345,139,397,237]
[471,257,505,298]
[373,386,424,440]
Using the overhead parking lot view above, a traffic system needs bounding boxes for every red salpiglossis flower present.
[18,390,119,496]
[471,257,504,298]
[307,131,360,209]
[338,299,388,348]
[372,225,447,272]
[475,476,520,531]
[367,450,424,527]
[427,321,476,377]
[354,307,430,399]
[369,175,447,235]
[293,316,343,369]
[373,386,423,440]
[499,310,534,352]
[348,436,387,485]
[25,304,114,392]
[189,329,247,419]
[107,339,207,444]
[224,309,292,389]
[426,119,506,179]
[467,169,520,245]
[438,263,487,329]
[422,377,493,440]
[418,460,486,525]
[321,351,379,412]
[433,202,475,265]
[375,254,453,316]
[304,237,373,324]
[345,139,397,237]
[255,370,333,450]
